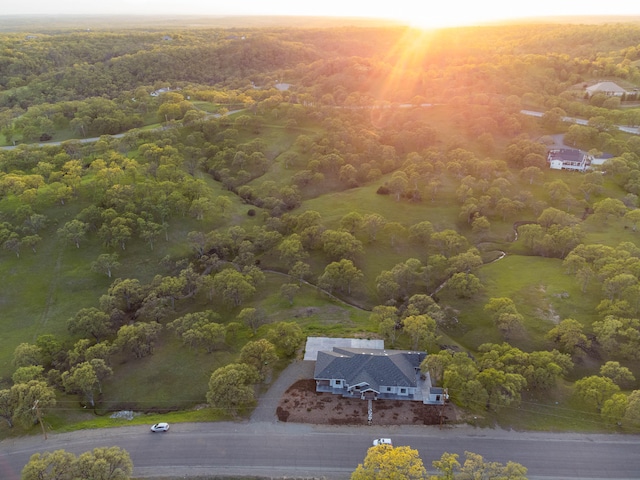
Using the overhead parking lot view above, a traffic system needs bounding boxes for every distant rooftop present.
[548,148,584,162]
[586,81,627,94]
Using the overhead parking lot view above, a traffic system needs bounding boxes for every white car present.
[373,438,392,446]
[150,422,170,432]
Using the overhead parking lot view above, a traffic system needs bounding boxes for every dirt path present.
[263,269,371,312]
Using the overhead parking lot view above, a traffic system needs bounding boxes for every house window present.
[400,388,407,394]
[386,387,392,392]
[335,380,341,386]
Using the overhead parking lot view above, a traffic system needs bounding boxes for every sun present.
[391,8,507,30]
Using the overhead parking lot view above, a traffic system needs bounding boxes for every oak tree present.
[351,445,426,480]
[206,363,260,416]
[267,322,304,357]
[239,339,279,380]
[574,375,620,412]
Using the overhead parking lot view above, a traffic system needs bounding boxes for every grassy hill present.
[2,23,640,436]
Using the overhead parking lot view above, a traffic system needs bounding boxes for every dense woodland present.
[2,20,640,434]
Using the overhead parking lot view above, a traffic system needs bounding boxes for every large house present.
[585,81,627,98]
[313,347,445,404]
[547,148,592,172]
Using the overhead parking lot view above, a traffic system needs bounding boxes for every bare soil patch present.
[276,380,455,426]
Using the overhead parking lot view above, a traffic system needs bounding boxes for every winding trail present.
[263,268,371,312]
[429,221,531,296]
[264,221,529,310]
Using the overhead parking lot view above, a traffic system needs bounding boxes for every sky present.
[4,0,640,28]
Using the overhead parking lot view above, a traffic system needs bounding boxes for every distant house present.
[314,347,445,404]
[547,148,592,172]
[150,87,180,97]
[586,82,627,97]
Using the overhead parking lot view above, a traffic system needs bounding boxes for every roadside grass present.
[84,272,373,424]
[48,126,75,143]
[48,406,231,434]
[40,288,329,435]
[491,381,616,433]
[99,335,236,412]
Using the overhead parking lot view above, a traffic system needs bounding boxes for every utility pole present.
[439,388,449,430]
[32,399,47,440]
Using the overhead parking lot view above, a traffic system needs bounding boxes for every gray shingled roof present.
[548,148,584,162]
[586,81,627,94]
[314,348,427,393]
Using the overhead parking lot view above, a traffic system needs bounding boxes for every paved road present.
[0,133,127,150]
[0,109,245,150]
[3,108,636,152]
[3,361,640,479]
[2,421,640,479]
[521,109,640,135]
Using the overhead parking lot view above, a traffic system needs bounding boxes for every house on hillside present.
[585,81,627,97]
[314,347,445,404]
[547,148,592,172]
[150,87,181,97]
